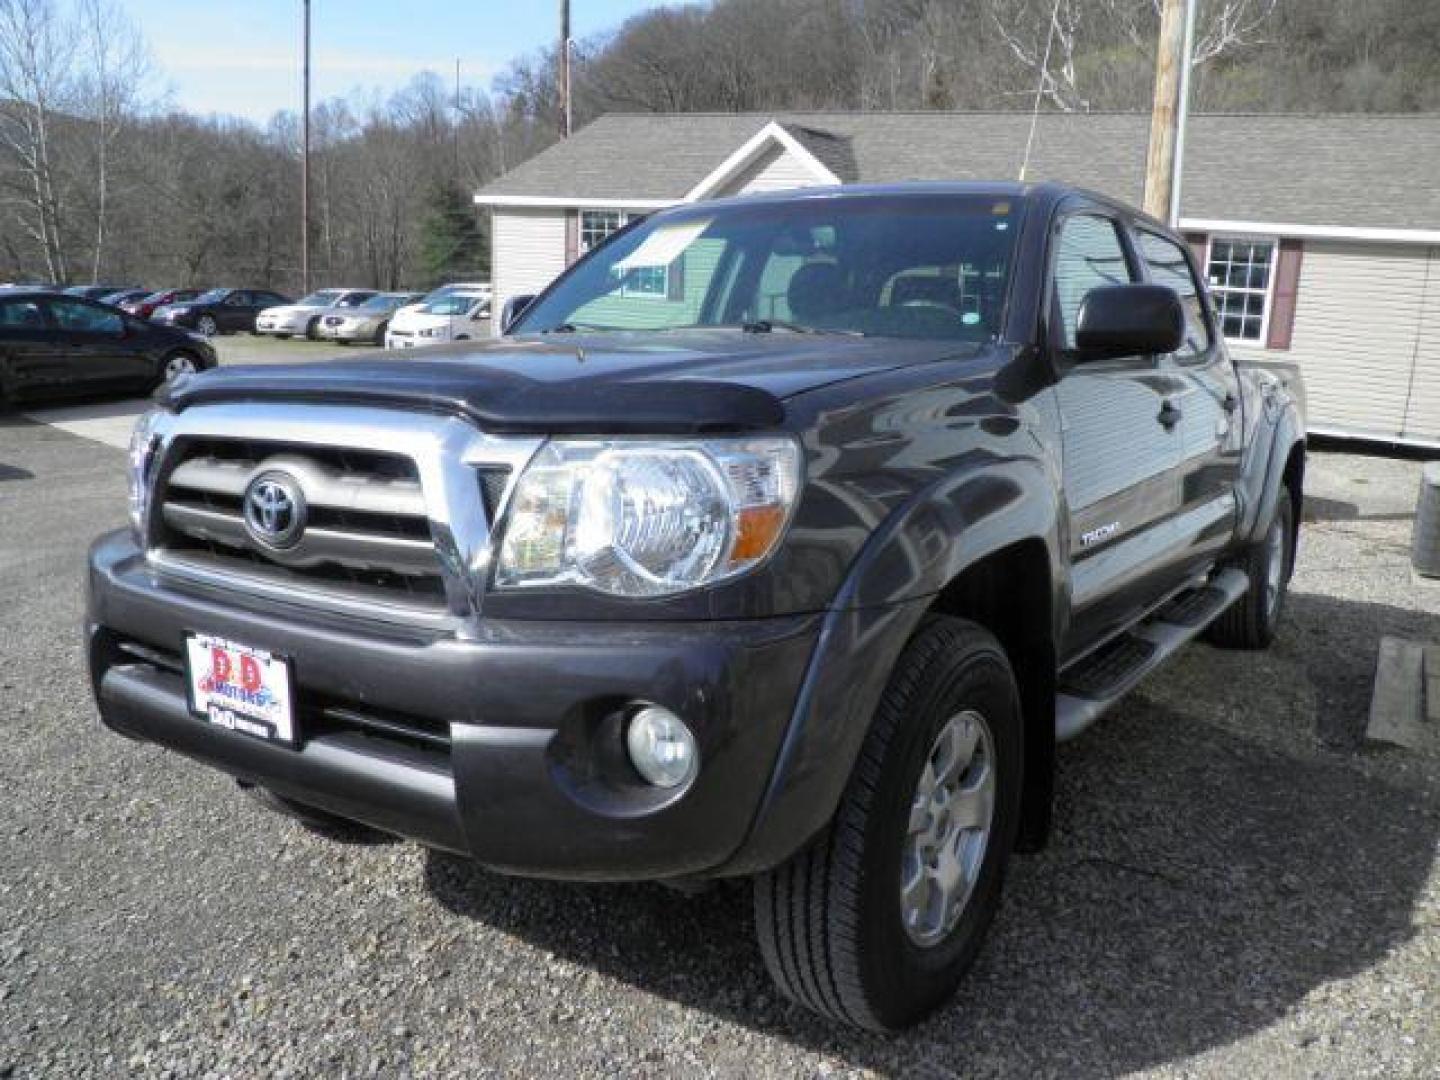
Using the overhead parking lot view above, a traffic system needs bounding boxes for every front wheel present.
[304,317,320,341]
[373,321,388,346]
[753,616,1023,1031]
[195,314,218,338]
[160,351,200,383]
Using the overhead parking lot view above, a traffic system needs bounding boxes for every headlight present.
[127,408,165,533]
[495,436,801,597]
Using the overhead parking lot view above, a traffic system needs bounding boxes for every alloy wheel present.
[900,709,996,948]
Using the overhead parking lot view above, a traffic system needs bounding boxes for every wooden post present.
[558,0,571,139]
[1142,0,1185,221]
[301,0,311,293]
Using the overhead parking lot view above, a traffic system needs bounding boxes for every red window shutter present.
[1183,231,1208,268]
[1266,239,1304,351]
[564,210,579,266]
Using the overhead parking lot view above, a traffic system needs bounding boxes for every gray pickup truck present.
[87,182,1305,1030]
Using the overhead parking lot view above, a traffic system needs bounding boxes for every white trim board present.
[682,120,842,201]
[473,195,677,209]
[1181,218,1440,245]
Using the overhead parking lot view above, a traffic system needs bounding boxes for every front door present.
[0,296,62,396]
[1049,210,1186,658]
[1130,226,1244,576]
[43,297,150,389]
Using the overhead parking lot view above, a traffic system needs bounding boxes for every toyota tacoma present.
[87,183,1305,1030]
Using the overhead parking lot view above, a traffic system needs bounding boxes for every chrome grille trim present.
[140,403,544,619]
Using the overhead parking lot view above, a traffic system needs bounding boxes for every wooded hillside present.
[0,0,1435,291]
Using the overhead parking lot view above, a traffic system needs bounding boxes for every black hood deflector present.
[159,363,785,434]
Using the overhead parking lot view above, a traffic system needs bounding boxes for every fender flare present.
[1239,389,1305,545]
[720,457,1063,875]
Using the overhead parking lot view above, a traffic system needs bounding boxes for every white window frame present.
[619,264,669,300]
[1204,234,1279,345]
[579,208,628,254]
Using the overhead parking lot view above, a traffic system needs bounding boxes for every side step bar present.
[1055,567,1249,743]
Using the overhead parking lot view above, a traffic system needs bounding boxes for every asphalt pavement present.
[1,363,1437,1076]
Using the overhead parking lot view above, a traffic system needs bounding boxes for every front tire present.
[159,350,200,385]
[373,321,388,346]
[753,616,1023,1031]
[305,317,320,340]
[1207,483,1295,650]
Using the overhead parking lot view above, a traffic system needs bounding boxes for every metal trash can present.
[1413,461,1440,577]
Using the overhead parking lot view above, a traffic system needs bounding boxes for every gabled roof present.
[473,111,1440,231]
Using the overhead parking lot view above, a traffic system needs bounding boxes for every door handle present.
[1157,400,1183,430]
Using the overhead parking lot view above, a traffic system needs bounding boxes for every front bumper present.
[255,317,306,335]
[317,322,376,342]
[87,531,822,880]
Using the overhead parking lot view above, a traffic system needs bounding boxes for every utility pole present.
[558,0,571,138]
[301,0,312,293]
[1142,0,1195,225]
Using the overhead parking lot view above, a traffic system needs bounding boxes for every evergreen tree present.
[416,180,488,287]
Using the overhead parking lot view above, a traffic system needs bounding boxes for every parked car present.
[123,288,205,321]
[86,183,1305,1032]
[315,291,423,345]
[153,288,293,337]
[395,281,491,317]
[98,288,153,309]
[0,290,216,404]
[64,284,141,301]
[383,290,490,348]
[255,289,379,340]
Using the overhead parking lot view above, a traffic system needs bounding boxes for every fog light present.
[625,706,698,788]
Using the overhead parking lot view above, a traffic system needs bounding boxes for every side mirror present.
[500,294,536,335]
[1073,284,1185,361]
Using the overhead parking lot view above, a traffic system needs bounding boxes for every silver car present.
[315,292,423,345]
[255,288,378,339]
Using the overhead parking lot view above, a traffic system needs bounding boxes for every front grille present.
[151,438,447,610]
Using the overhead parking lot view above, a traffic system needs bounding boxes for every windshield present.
[194,289,228,304]
[297,290,343,307]
[514,195,1021,341]
[358,294,409,313]
[421,295,483,316]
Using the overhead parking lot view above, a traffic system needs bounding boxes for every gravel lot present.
[1,372,1438,1076]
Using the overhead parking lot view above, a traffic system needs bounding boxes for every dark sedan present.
[152,288,292,337]
[0,291,217,404]
[123,288,205,321]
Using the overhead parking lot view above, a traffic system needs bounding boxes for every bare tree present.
[74,0,149,281]
[0,0,75,281]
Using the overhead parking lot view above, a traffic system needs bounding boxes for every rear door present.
[1130,226,1243,573]
[1048,209,1186,656]
[220,290,255,332]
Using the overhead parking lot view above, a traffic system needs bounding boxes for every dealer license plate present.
[185,634,296,745]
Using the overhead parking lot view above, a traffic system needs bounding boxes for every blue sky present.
[127,0,672,122]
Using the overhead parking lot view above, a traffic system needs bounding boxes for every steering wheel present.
[899,299,966,319]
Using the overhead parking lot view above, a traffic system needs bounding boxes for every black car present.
[153,288,292,337]
[64,284,142,301]
[0,291,217,404]
[87,183,1305,1031]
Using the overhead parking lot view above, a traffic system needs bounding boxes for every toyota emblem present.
[242,471,307,550]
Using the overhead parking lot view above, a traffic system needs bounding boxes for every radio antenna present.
[1018,0,1064,182]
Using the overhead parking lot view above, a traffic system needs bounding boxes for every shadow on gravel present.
[425,597,1439,1076]
[1302,495,1414,524]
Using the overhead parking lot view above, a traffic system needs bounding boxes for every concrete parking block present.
[1367,636,1428,750]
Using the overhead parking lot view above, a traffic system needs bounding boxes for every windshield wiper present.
[740,319,865,337]
[541,322,610,333]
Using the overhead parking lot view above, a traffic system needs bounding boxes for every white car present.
[384,291,492,349]
[255,288,378,339]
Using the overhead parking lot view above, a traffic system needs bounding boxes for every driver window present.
[1052,215,1134,350]
[48,299,122,334]
[0,299,44,329]
[225,292,251,306]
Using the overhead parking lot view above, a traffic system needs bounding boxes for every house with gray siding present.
[474,111,1440,446]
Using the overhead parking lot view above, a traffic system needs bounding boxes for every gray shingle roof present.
[474,111,1440,230]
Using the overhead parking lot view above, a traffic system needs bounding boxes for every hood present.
[264,304,325,317]
[161,331,976,434]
